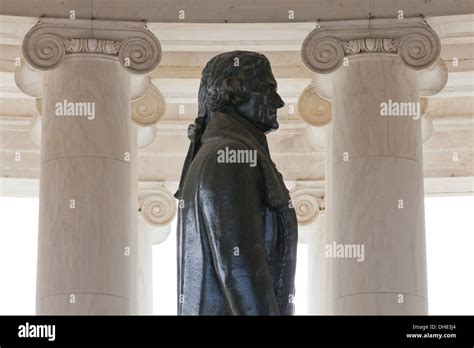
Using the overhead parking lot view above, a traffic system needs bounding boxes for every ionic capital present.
[22,18,161,74]
[290,185,326,226]
[297,85,332,127]
[302,18,441,74]
[132,85,166,127]
[139,186,177,228]
[132,84,167,150]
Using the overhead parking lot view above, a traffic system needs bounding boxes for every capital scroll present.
[302,18,441,74]
[132,85,166,127]
[297,85,332,127]
[22,19,161,74]
[290,186,325,226]
[139,187,177,227]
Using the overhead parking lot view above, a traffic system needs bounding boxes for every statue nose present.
[274,93,285,108]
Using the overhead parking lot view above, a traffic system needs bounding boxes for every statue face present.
[234,66,285,133]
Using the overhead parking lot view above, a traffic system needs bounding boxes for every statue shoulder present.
[197,139,261,186]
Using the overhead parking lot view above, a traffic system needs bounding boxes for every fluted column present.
[16,18,161,314]
[302,18,447,314]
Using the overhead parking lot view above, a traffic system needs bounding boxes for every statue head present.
[198,50,285,133]
[175,51,284,199]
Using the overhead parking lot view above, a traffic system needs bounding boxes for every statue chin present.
[263,126,278,134]
[270,120,280,131]
[246,112,279,133]
[261,119,279,134]
[251,121,276,134]
[231,106,279,134]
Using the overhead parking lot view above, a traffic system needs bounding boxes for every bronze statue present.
[175,51,298,315]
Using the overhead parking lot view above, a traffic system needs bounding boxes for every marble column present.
[135,184,176,314]
[299,76,435,315]
[16,18,161,314]
[290,184,330,314]
[302,18,447,314]
[130,82,166,314]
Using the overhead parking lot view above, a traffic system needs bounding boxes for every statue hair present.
[197,50,270,121]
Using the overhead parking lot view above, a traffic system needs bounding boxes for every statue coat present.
[177,111,298,315]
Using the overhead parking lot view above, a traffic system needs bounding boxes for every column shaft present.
[331,56,428,314]
[36,55,135,314]
[136,217,154,314]
[307,213,332,314]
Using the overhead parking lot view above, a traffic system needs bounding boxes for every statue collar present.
[202,112,291,211]
[202,111,270,155]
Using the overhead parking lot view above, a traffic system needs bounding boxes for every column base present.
[37,293,130,315]
[334,292,428,315]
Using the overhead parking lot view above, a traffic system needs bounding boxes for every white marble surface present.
[332,157,427,297]
[36,55,135,314]
[329,55,428,314]
[307,213,333,314]
[42,56,132,162]
[334,293,428,315]
[331,56,423,163]
[37,293,130,315]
